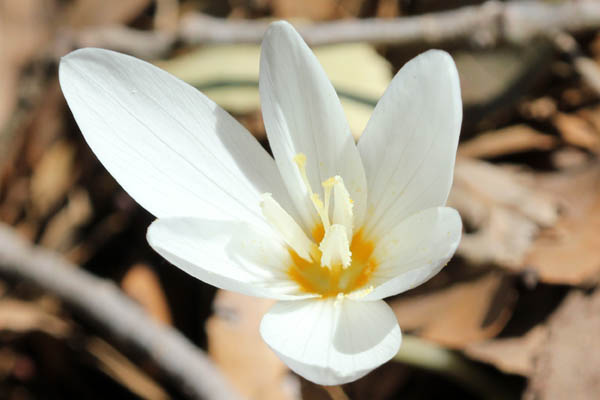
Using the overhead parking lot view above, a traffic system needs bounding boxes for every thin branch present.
[0,223,242,400]
[55,1,600,59]
[179,0,600,47]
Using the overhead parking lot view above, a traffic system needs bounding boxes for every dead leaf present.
[63,0,151,27]
[518,97,557,121]
[0,299,70,338]
[29,140,77,218]
[458,124,557,159]
[553,112,600,151]
[524,290,600,400]
[449,158,560,268]
[39,188,93,252]
[464,325,547,376]
[523,162,600,285]
[390,273,517,348]
[207,290,298,400]
[121,263,172,325]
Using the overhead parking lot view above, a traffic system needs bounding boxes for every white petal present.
[361,207,462,301]
[60,48,296,228]
[147,217,314,300]
[260,298,401,385]
[259,21,367,231]
[358,50,462,238]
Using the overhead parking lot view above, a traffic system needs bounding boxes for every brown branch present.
[0,223,242,400]
[54,1,600,60]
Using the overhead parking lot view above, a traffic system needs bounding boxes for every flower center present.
[260,153,377,298]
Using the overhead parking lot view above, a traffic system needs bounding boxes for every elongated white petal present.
[358,50,462,238]
[260,193,315,262]
[147,217,315,300]
[60,48,297,229]
[360,207,462,301]
[260,298,401,385]
[259,21,367,231]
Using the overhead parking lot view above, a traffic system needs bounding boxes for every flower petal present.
[358,50,462,238]
[147,217,314,300]
[259,21,367,231]
[60,48,296,228]
[361,207,462,301]
[260,298,401,385]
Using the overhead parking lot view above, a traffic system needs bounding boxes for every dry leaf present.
[464,325,547,376]
[449,158,560,268]
[207,290,298,400]
[63,0,151,27]
[0,299,70,338]
[121,263,172,325]
[390,273,516,348]
[524,290,600,400]
[39,188,93,252]
[29,140,77,218]
[553,112,600,151]
[522,162,600,285]
[519,97,557,121]
[457,124,557,159]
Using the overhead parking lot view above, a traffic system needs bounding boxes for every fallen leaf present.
[29,140,78,218]
[523,162,600,285]
[464,325,547,376]
[121,263,172,325]
[449,158,560,268]
[206,290,298,400]
[458,124,557,159]
[524,290,600,400]
[553,112,600,152]
[390,273,517,348]
[518,97,557,121]
[39,188,93,252]
[0,299,70,338]
[63,0,151,27]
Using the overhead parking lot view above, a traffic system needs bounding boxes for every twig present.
[179,0,600,47]
[55,1,600,59]
[0,223,242,400]
[394,335,516,400]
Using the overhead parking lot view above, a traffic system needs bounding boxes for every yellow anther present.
[293,153,307,168]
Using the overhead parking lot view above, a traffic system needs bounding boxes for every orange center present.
[287,225,377,297]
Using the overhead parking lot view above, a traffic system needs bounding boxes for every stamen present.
[311,193,330,230]
[260,193,318,262]
[319,224,352,269]
[294,153,330,230]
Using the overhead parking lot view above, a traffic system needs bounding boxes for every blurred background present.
[1,0,600,399]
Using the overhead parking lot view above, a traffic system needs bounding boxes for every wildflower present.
[59,21,462,385]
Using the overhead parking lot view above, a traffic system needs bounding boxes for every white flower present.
[59,21,462,385]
